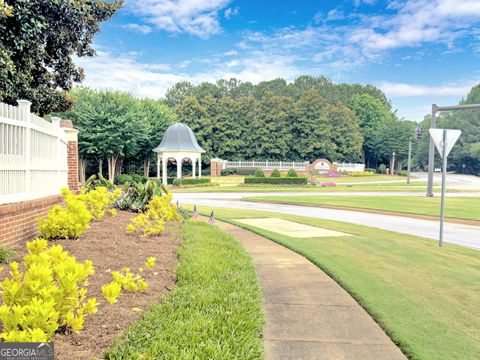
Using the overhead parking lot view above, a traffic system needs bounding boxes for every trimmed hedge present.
[244,176,308,185]
[181,178,211,185]
[221,167,236,176]
[235,167,258,176]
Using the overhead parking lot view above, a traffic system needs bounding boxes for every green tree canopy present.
[0,0,122,115]
[350,93,394,166]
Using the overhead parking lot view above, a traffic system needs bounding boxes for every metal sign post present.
[439,130,447,247]
[429,128,461,247]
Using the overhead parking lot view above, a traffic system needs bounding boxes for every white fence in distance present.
[0,100,68,205]
[333,163,365,172]
[224,160,309,171]
[221,160,365,173]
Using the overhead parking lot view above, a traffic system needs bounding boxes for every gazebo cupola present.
[153,123,205,185]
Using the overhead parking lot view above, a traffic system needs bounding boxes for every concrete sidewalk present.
[216,221,406,360]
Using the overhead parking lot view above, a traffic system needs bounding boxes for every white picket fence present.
[224,160,309,171]
[0,100,68,205]
[333,162,365,172]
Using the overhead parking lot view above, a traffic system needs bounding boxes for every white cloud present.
[378,80,478,97]
[126,0,232,38]
[121,23,152,34]
[222,50,238,56]
[224,7,239,19]
[349,0,480,51]
[75,49,299,99]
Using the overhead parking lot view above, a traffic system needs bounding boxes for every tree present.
[135,99,175,176]
[251,93,294,160]
[291,90,335,161]
[327,103,363,162]
[176,95,213,159]
[349,94,394,167]
[0,0,122,115]
[373,119,415,172]
[164,82,195,108]
[61,88,147,181]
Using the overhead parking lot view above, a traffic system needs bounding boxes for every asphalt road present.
[174,192,480,250]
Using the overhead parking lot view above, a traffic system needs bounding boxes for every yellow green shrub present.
[102,282,122,304]
[126,194,181,236]
[0,239,97,342]
[78,187,121,221]
[145,257,156,271]
[102,267,148,304]
[38,191,92,240]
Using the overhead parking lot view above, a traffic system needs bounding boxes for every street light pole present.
[407,139,412,184]
[427,105,437,196]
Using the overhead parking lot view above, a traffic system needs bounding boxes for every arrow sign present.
[429,129,461,158]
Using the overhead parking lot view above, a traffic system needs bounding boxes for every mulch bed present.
[2,210,181,360]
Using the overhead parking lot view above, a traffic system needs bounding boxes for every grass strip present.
[245,195,480,222]
[106,221,264,360]
[185,205,480,360]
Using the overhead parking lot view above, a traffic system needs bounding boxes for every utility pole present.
[407,139,412,184]
[426,103,480,197]
[391,152,396,176]
[427,105,437,196]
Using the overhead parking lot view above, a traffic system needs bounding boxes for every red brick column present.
[60,120,80,192]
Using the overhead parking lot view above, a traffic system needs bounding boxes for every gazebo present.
[153,123,205,185]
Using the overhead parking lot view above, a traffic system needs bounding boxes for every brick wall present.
[0,195,63,248]
[67,141,79,192]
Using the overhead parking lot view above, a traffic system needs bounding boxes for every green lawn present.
[246,195,480,221]
[185,205,480,360]
[172,182,446,193]
[315,174,406,183]
[106,221,264,360]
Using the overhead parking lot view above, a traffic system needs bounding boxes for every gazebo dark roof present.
[153,123,205,153]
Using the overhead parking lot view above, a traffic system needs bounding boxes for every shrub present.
[0,239,97,342]
[38,190,92,240]
[320,182,337,187]
[398,170,408,176]
[115,180,167,212]
[130,174,148,184]
[244,177,307,185]
[323,172,340,178]
[221,167,236,176]
[127,194,182,236]
[235,167,258,176]
[79,187,121,221]
[347,171,375,177]
[177,207,190,221]
[270,169,281,177]
[172,178,183,187]
[181,178,211,185]
[0,247,16,263]
[84,173,114,192]
[254,169,265,177]
[378,164,387,174]
[287,168,298,177]
[114,174,133,185]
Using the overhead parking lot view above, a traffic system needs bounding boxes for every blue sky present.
[76,0,480,121]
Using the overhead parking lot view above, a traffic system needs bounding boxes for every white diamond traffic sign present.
[429,129,461,158]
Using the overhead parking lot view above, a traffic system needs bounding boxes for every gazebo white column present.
[198,156,202,178]
[156,153,160,179]
[192,158,196,178]
[162,154,167,185]
[176,157,182,179]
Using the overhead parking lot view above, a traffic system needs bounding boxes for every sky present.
[76,0,480,121]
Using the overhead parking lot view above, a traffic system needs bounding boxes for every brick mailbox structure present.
[0,100,80,247]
